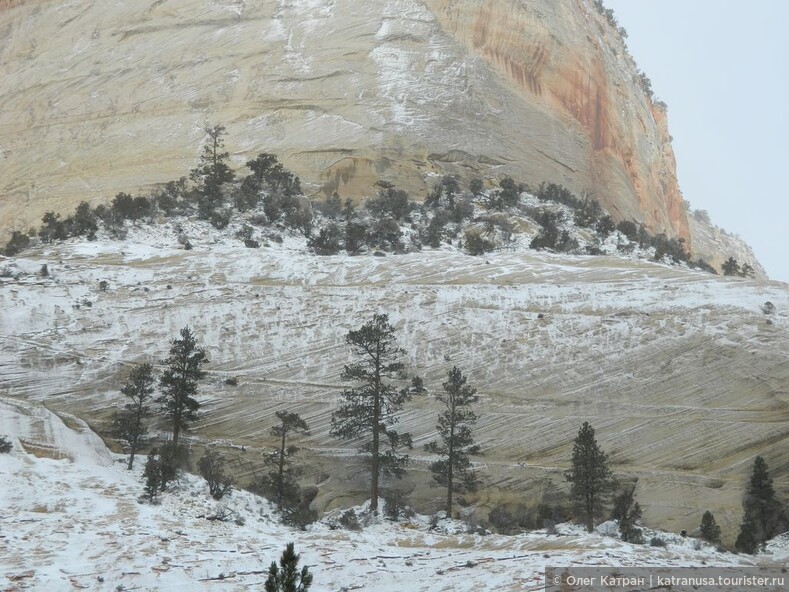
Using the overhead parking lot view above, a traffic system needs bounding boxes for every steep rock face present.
[689,214,766,278]
[0,0,689,243]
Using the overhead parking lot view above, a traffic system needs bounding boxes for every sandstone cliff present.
[1,0,690,244]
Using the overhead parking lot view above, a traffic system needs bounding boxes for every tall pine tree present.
[112,362,155,470]
[190,125,235,220]
[700,510,721,544]
[735,456,787,552]
[158,326,207,448]
[424,366,481,517]
[565,422,613,532]
[253,411,310,511]
[330,313,412,513]
[264,542,313,592]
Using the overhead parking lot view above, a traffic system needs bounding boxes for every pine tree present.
[143,449,162,503]
[736,456,787,552]
[198,449,233,500]
[700,510,721,544]
[158,326,208,448]
[112,363,155,470]
[735,516,759,554]
[330,313,413,513]
[565,422,614,533]
[264,542,313,592]
[253,411,310,511]
[425,366,481,517]
[722,256,741,276]
[190,125,235,220]
[612,488,643,543]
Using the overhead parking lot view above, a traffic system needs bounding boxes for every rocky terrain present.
[1,0,688,244]
[2,395,787,592]
[1,216,786,543]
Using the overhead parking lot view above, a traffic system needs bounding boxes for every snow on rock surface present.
[1,219,788,542]
[0,398,786,591]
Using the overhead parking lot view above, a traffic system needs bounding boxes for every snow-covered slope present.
[1,398,786,592]
[1,219,787,541]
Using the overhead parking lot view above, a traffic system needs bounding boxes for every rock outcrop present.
[1,0,690,243]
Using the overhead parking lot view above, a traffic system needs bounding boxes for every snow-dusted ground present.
[1,398,786,592]
[1,215,788,540]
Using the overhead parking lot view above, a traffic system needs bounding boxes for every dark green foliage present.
[382,489,413,522]
[735,517,758,554]
[693,209,711,224]
[700,510,721,544]
[342,198,356,222]
[592,0,619,30]
[595,215,616,238]
[649,536,666,548]
[612,487,643,543]
[537,183,580,208]
[155,178,188,215]
[330,314,413,513]
[722,257,741,277]
[691,258,718,275]
[243,153,301,201]
[469,178,484,196]
[425,210,449,248]
[651,234,690,264]
[71,201,99,239]
[39,212,68,243]
[110,192,153,222]
[158,441,189,490]
[309,223,343,255]
[637,70,654,99]
[530,211,578,253]
[264,543,313,592]
[253,411,310,511]
[616,220,638,241]
[368,217,403,252]
[112,363,155,470]
[565,422,614,532]
[425,366,481,516]
[339,509,361,530]
[486,177,521,210]
[143,449,162,502]
[158,326,208,447]
[4,231,30,256]
[316,192,343,219]
[198,449,233,500]
[573,195,603,228]
[190,125,235,223]
[464,228,495,255]
[281,502,319,530]
[283,196,313,236]
[425,176,460,210]
[451,198,475,223]
[487,505,517,534]
[366,183,413,220]
[0,435,12,453]
[345,221,368,254]
[735,456,788,552]
[741,263,755,278]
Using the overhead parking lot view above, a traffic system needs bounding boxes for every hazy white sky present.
[605,0,789,283]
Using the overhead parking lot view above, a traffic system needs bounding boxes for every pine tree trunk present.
[447,418,455,517]
[128,440,136,471]
[371,402,380,513]
[128,408,141,470]
[172,407,181,448]
[370,348,381,513]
